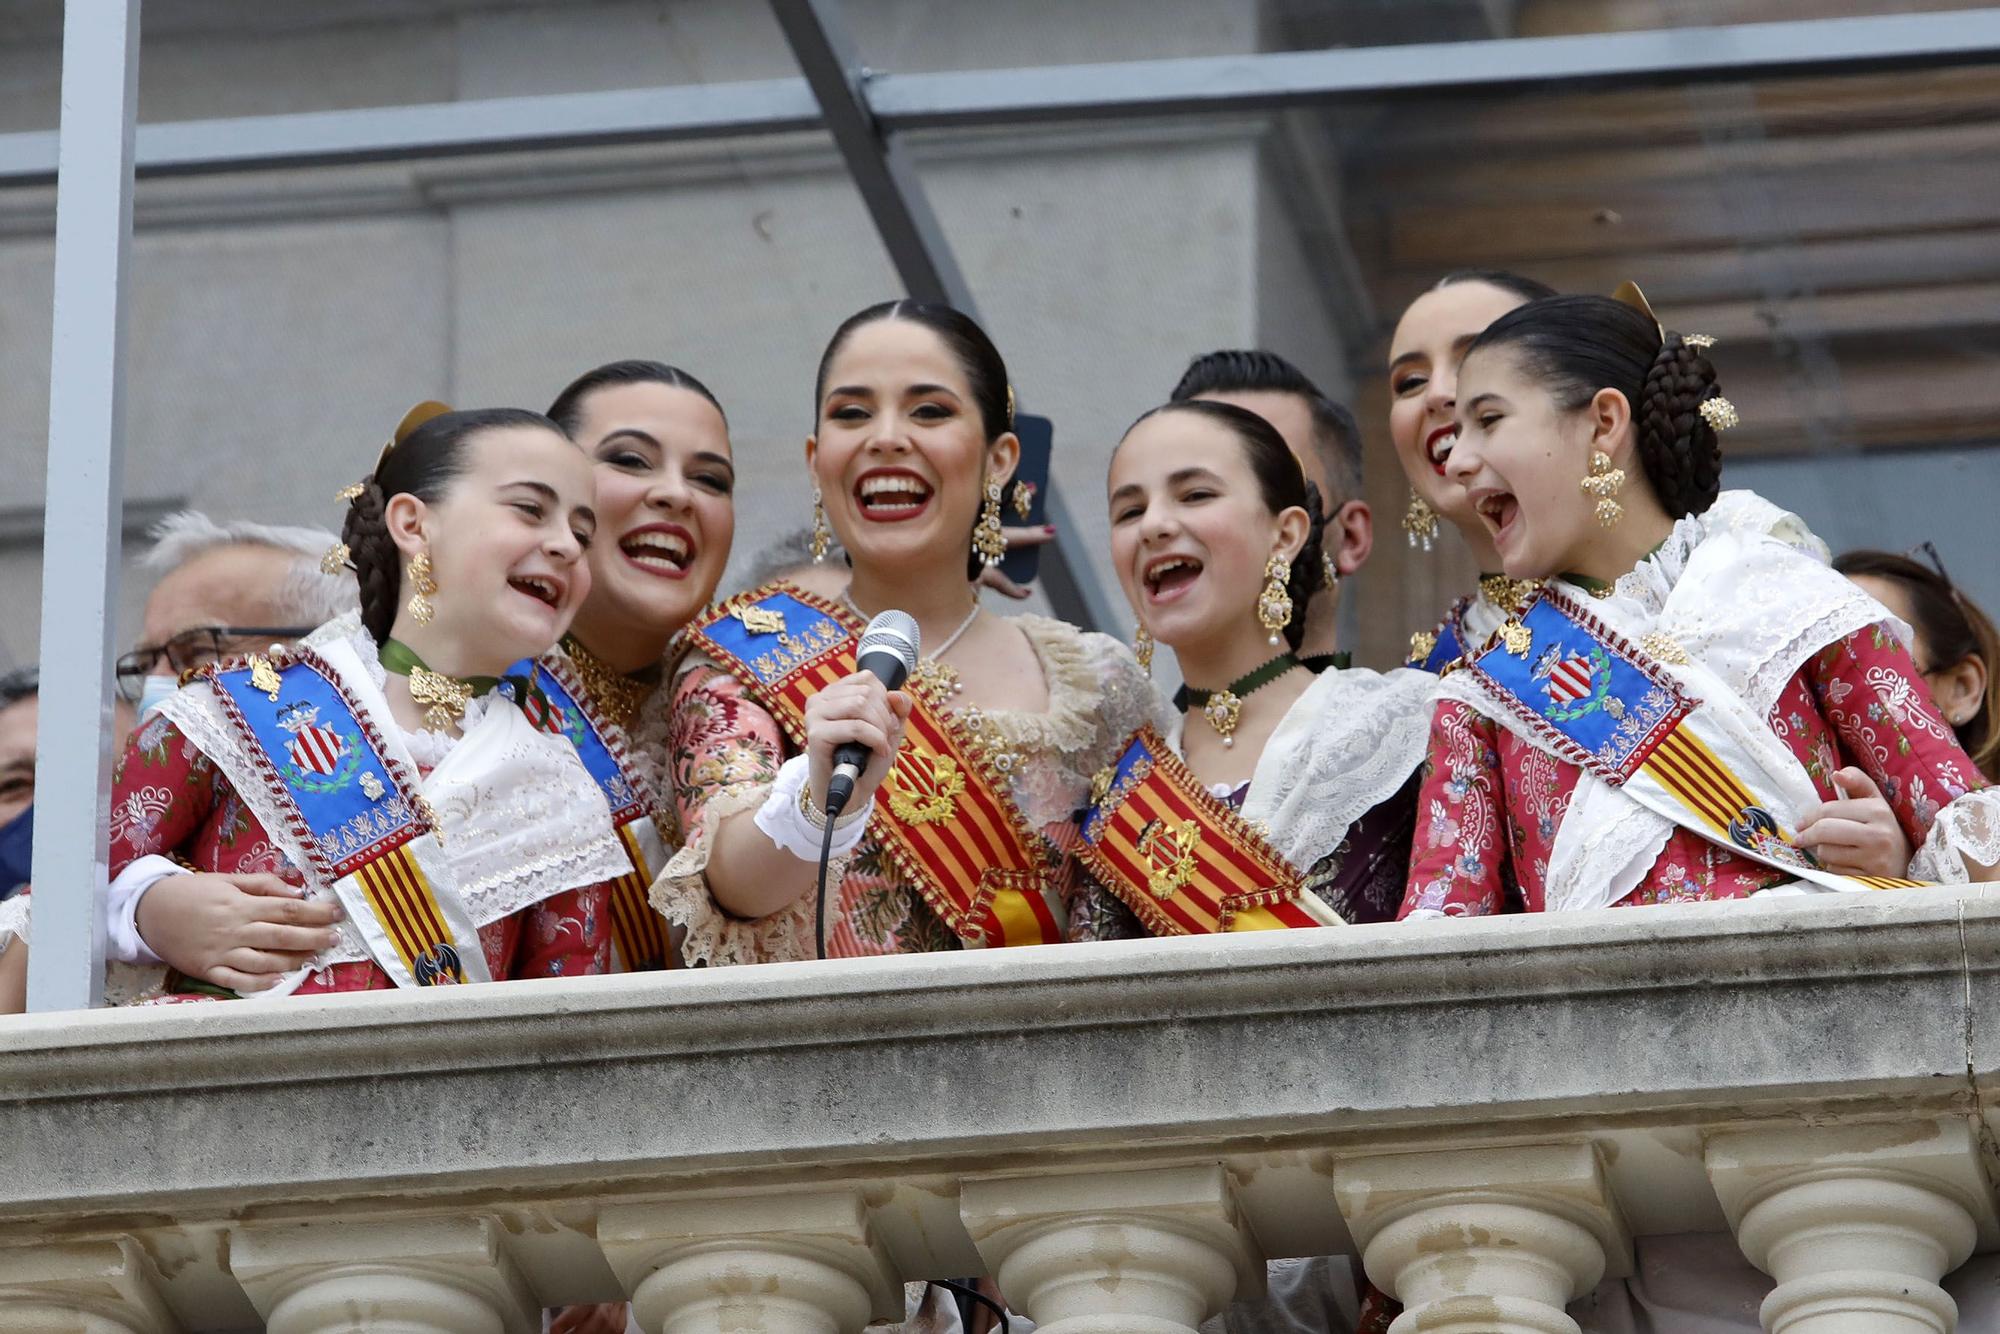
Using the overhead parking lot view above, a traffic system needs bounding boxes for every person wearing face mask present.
[0,669,41,1009]
[654,299,1162,965]
[96,403,629,1002]
[533,360,739,979]
[1397,290,1999,927]
[116,512,360,722]
[1084,400,1432,938]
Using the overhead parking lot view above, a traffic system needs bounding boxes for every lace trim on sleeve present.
[650,781,828,967]
[0,895,26,958]
[1910,789,2000,882]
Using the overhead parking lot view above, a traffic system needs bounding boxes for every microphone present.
[824,609,921,818]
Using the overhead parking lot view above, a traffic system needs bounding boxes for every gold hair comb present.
[1609,281,1664,340]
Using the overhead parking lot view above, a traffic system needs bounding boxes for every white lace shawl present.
[654,613,1168,967]
[159,617,628,968]
[1435,490,1994,909]
[0,895,25,961]
[1220,666,1437,873]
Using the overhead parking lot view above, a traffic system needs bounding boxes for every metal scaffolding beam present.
[3,11,1997,186]
[769,0,1123,635]
[867,10,2000,127]
[27,0,142,1011]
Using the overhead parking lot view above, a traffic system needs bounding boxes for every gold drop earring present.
[407,551,438,625]
[973,478,1008,568]
[1404,492,1438,552]
[1256,554,1294,647]
[1581,450,1626,527]
[1133,625,1154,675]
[809,485,831,563]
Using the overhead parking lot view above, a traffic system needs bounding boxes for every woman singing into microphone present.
[654,300,1161,961]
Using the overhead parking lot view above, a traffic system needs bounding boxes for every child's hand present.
[1796,768,1912,879]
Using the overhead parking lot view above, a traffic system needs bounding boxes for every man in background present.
[1171,350,1373,670]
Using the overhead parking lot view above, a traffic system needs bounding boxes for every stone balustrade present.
[4,888,2000,1333]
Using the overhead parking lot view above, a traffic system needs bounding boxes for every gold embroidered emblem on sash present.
[1499,621,1533,657]
[248,655,283,702]
[1138,818,1201,900]
[735,605,787,636]
[1409,630,1438,663]
[886,749,966,826]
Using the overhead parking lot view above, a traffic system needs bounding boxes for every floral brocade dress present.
[1401,506,1998,918]
[655,613,1164,963]
[109,621,626,996]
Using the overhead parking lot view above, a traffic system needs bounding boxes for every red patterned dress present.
[1401,623,1988,917]
[112,700,613,997]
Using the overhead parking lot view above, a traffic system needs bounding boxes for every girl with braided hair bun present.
[1085,400,1434,934]
[1398,292,1999,922]
[97,404,637,1000]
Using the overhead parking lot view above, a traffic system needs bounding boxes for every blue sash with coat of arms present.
[1464,589,1925,894]
[201,649,492,988]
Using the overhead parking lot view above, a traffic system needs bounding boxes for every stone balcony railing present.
[4,889,2000,1334]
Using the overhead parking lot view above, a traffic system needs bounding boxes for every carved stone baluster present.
[1333,1143,1631,1334]
[0,1239,175,1334]
[1708,1118,1998,1334]
[230,1216,539,1334]
[959,1164,1261,1334]
[601,1190,901,1334]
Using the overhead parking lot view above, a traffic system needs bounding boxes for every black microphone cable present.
[815,783,842,961]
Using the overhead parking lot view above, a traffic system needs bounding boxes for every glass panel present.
[905,50,2000,664]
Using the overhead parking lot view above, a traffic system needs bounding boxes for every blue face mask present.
[0,804,30,900]
[137,674,179,721]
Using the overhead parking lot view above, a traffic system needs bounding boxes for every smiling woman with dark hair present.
[653,300,1163,963]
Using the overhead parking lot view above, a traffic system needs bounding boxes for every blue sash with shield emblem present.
[1463,588,1924,893]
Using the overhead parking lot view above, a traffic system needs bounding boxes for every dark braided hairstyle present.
[814,300,1015,581]
[1465,294,1725,517]
[1119,400,1328,653]
[339,406,565,644]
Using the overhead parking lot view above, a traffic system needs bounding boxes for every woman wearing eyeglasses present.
[1838,547,2000,783]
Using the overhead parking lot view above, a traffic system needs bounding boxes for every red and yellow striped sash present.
[690,585,1061,949]
[1079,728,1329,935]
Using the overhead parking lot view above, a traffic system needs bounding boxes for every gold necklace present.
[1477,573,1542,615]
[562,635,656,731]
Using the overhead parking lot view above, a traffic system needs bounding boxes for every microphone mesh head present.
[858,609,922,674]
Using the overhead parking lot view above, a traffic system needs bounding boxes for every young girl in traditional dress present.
[104,405,631,996]
[655,300,1159,962]
[1082,400,1433,933]
[1401,293,2000,918]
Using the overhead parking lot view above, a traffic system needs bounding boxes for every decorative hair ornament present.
[1684,333,1718,350]
[1699,396,1741,433]
[1609,280,1664,340]
[335,482,366,503]
[1581,450,1626,528]
[1403,492,1439,552]
[1256,553,1294,647]
[1005,385,1017,430]
[319,543,352,575]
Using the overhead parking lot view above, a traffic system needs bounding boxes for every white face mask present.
[137,674,179,721]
